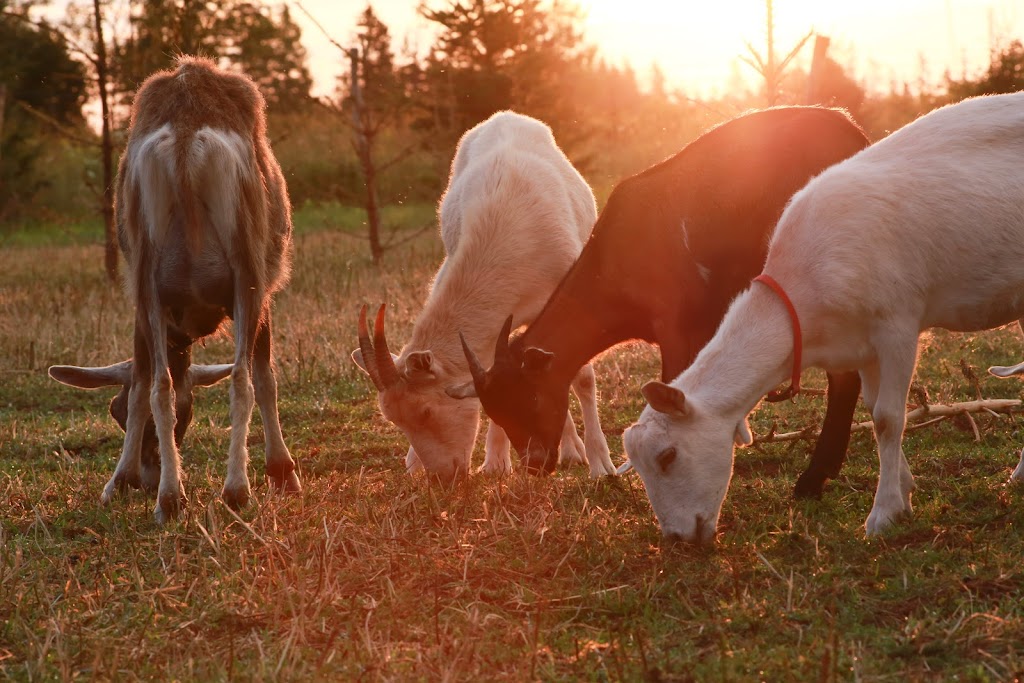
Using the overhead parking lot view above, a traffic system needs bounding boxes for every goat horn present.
[357,304,384,390]
[494,314,514,361]
[373,304,402,389]
[460,332,487,388]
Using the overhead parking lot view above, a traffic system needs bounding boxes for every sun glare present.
[577,0,840,93]
[572,0,1011,95]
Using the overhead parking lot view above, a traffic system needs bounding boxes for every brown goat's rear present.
[98,56,298,523]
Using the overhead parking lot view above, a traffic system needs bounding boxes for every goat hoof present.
[266,460,298,490]
[271,470,301,494]
[222,485,250,510]
[477,462,512,476]
[792,472,826,500]
[154,492,183,524]
[100,472,138,504]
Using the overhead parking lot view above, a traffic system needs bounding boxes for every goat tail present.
[191,128,270,287]
[176,138,203,255]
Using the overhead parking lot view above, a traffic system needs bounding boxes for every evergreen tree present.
[113,0,312,110]
[0,0,89,217]
[417,0,593,148]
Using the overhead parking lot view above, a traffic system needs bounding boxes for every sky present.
[297,0,1024,97]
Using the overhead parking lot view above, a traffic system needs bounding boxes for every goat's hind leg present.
[987,318,1024,482]
[793,370,860,499]
[102,328,152,505]
[252,308,300,493]
[222,286,261,510]
[149,307,187,524]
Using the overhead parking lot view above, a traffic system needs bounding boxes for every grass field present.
[2,206,1024,681]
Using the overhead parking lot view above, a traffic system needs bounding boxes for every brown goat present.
[50,57,299,523]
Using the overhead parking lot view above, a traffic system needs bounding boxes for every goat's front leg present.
[863,340,918,536]
[252,312,300,494]
[480,420,512,475]
[558,413,586,467]
[570,364,615,477]
[793,370,860,498]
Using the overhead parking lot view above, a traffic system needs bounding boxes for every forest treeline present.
[2,0,1023,254]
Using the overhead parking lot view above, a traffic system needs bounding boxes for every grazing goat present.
[624,92,1024,543]
[458,107,869,482]
[50,56,299,523]
[353,111,615,481]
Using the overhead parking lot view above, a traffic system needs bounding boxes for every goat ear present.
[404,351,436,381]
[351,348,369,374]
[188,364,233,388]
[522,347,554,374]
[352,348,400,377]
[989,362,1024,378]
[48,361,132,389]
[734,417,753,446]
[445,381,478,400]
[642,381,688,417]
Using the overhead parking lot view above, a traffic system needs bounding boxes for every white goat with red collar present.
[623,91,1024,543]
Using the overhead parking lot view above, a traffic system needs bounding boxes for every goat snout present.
[427,461,469,486]
[662,515,716,548]
[522,445,557,476]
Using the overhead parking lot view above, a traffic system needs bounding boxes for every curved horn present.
[48,361,133,389]
[494,314,514,362]
[357,304,385,390]
[460,332,487,388]
[373,304,402,389]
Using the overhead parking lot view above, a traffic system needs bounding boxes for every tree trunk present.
[0,84,6,167]
[93,0,118,282]
[348,48,383,265]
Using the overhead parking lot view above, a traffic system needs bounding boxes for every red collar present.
[753,274,801,402]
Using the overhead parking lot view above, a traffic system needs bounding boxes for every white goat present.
[70,56,300,524]
[623,92,1024,543]
[352,111,615,481]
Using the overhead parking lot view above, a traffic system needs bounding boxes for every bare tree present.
[347,46,383,263]
[92,0,117,281]
[297,2,431,265]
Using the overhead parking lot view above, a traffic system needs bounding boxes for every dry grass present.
[2,214,1024,681]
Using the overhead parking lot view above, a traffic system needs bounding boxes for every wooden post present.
[805,34,831,105]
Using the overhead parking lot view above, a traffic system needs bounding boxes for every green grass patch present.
[2,212,1024,680]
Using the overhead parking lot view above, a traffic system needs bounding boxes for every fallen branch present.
[616,398,1022,474]
[752,398,1021,445]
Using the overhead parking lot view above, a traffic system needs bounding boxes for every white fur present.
[354,111,614,478]
[624,92,1024,541]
